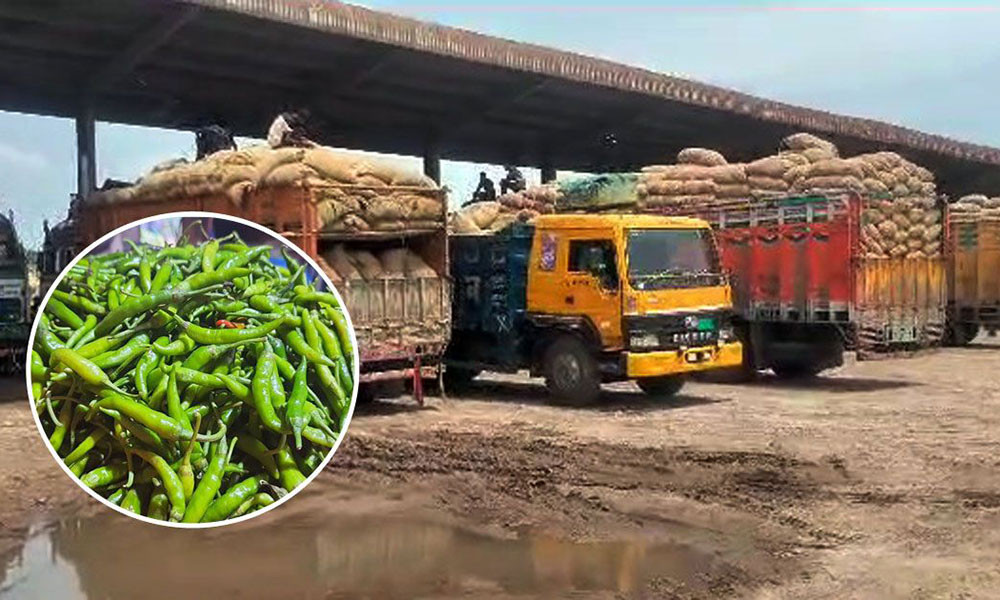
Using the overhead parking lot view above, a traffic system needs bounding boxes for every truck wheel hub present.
[553,354,581,387]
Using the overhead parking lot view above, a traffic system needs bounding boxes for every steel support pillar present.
[423,141,441,184]
[76,105,97,197]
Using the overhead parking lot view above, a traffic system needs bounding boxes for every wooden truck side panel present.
[948,213,1000,326]
[78,184,451,383]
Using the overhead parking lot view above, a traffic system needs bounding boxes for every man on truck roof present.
[470,171,497,205]
[267,109,317,149]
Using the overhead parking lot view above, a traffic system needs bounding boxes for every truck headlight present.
[630,332,659,349]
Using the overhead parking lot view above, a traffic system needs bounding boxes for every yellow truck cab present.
[447,213,742,404]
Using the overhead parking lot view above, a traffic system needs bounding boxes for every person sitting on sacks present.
[469,171,497,205]
[195,124,236,159]
[499,165,526,194]
[267,109,317,149]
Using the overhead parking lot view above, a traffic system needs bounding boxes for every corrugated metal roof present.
[185,0,1000,166]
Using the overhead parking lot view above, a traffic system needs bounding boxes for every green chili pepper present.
[275,446,307,491]
[250,346,289,434]
[148,490,170,520]
[286,358,309,450]
[131,449,185,521]
[95,285,226,337]
[150,261,174,294]
[50,348,132,396]
[48,400,74,452]
[202,477,260,522]
[91,333,150,369]
[96,394,223,443]
[153,334,195,357]
[47,297,85,329]
[31,350,47,382]
[183,436,233,523]
[202,239,219,273]
[234,435,280,480]
[65,314,98,349]
[81,462,129,489]
[173,315,289,345]
[52,289,106,316]
[133,343,162,400]
[68,456,89,478]
[36,321,66,360]
[282,329,338,368]
[139,254,152,294]
[120,488,143,514]
[75,334,128,360]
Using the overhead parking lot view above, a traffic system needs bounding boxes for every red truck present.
[646,192,947,377]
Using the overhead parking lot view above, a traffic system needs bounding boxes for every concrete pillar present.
[540,166,557,184]
[76,105,97,197]
[422,132,441,184]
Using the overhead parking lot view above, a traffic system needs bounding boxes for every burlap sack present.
[707,164,748,184]
[716,184,751,198]
[802,147,837,163]
[864,178,889,194]
[677,147,727,166]
[350,250,384,280]
[748,176,790,191]
[806,159,864,179]
[782,133,839,157]
[404,251,437,277]
[794,175,864,191]
[262,163,317,188]
[450,210,480,234]
[303,148,359,183]
[465,201,501,230]
[746,156,792,178]
[325,245,362,280]
[256,147,306,181]
[378,248,407,277]
[648,179,717,195]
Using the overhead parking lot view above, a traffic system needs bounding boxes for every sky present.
[2,0,1000,248]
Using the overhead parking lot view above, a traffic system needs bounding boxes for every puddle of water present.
[0,496,718,599]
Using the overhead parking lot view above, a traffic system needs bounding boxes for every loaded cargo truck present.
[446,214,743,404]
[945,206,1000,344]
[80,169,450,404]
[648,193,947,376]
[0,210,29,373]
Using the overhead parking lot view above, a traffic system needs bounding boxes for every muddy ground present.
[2,338,1000,598]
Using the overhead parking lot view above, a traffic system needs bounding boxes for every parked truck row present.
[34,135,999,402]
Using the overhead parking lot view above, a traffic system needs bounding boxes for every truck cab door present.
[560,236,624,349]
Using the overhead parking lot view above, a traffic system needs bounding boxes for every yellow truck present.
[446,214,742,403]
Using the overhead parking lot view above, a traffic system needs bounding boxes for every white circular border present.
[26,211,360,529]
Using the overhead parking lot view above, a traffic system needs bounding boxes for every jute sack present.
[256,147,306,182]
[746,156,793,179]
[350,250,384,280]
[677,147,727,166]
[324,245,362,280]
[450,210,480,234]
[748,176,790,191]
[465,201,501,230]
[262,163,317,188]
[802,147,837,163]
[716,184,751,198]
[782,132,839,156]
[379,248,407,277]
[404,252,437,277]
[707,164,748,184]
[303,148,359,183]
[806,159,864,179]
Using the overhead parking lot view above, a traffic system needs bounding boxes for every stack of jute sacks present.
[950,194,1000,219]
[89,145,445,233]
[449,183,561,234]
[498,184,561,215]
[637,148,749,208]
[318,244,445,348]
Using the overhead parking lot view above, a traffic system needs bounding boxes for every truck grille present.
[625,310,729,351]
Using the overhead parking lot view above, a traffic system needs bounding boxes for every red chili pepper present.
[215,319,245,329]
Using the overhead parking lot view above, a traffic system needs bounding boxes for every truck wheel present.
[771,362,822,379]
[636,376,685,397]
[443,367,480,392]
[543,336,601,406]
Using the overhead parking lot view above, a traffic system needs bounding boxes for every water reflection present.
[0,503,716,599]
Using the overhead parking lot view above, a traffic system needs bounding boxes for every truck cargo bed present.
[646,193,946,363]
[78,183,451,394]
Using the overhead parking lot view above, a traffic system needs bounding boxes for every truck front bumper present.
[626,342,743,378]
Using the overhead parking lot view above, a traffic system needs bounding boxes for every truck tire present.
[443,367,480,392]
[636,376,685,397]
[771,361,823,379]
[949,322,980,346]
[542,336,601,406]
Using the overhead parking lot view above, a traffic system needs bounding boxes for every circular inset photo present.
[27,212,358,527]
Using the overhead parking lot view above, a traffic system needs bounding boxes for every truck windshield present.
[627,228,720,290]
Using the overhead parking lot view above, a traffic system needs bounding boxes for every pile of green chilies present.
[32,232,354,523]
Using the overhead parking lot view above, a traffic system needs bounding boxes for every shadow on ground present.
[437,378,727,413]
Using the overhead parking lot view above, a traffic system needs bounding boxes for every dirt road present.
[3,339,1000,598]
